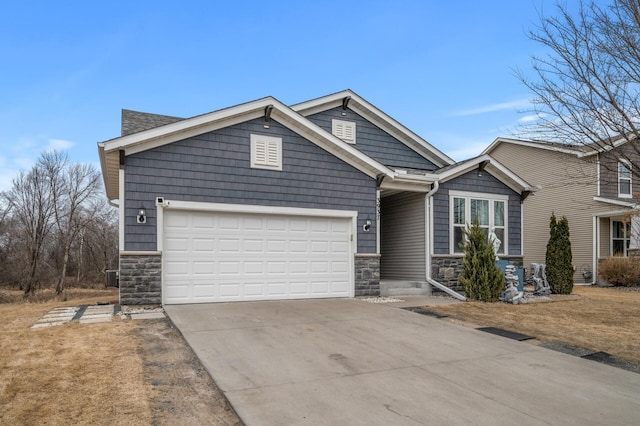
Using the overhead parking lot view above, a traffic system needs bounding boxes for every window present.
[331,119,356,144]
[618,160,632,198]
[250,134,282,170]
[612,220,630,256]
[450,191,508,254]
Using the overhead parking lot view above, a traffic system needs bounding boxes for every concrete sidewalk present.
[165,298,640,425]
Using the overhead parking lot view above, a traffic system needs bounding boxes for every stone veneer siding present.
[355,254,381,296]
[119,252,162,305]
[431,255,524,292]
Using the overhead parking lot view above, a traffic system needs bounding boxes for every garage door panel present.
[192,215,215,229]
[290,262,308,274]
[311,241,329,253]
[165,261,189,275]
[165,237,189,251]
[193,238,215,252]
[266,261,286,274]
[289,240,309,252]
[311,281,330,294]
[267,240,286,252]
[163,210,353,304]
[193,262,215,275]
[219,261,240,274]
[243,239,264,252]
[244,261,264,274]
[219,239,240,252]
[266,218,286,231]
[193,284,215,298]
[243,217,263,230]
[219,216,240,230]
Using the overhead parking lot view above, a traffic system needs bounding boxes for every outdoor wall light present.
[263,104,273,129]
[477,160,489,177]
[363,217,372,232]
[137,206,147,224]
[341,96,351,116]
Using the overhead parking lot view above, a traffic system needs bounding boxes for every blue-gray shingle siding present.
[307,107,437,170]
[124,117,377,253]
[432,170,522,255]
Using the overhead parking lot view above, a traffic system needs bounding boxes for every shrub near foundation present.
[598,256,640,287]
[459,220,503,302]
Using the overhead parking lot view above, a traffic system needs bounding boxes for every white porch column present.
[630,213,640,250]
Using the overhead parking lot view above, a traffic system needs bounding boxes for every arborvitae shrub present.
[459,220,503,302]
[545,213,575,294]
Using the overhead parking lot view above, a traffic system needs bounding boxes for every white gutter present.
[424,181,467,301]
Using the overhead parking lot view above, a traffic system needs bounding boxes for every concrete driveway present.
[165,298,640,425]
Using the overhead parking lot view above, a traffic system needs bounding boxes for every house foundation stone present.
[119,252,162,305]
[355,254,380,296]
[431,255,524,293]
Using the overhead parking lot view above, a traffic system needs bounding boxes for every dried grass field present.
[0,288,240,426]
[427,286,640,365]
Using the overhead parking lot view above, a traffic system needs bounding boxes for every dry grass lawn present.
[0,288,240,425]
[0,289,153,425]
[427,286,640,365]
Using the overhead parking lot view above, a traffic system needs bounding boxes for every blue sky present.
[0,0,578,191]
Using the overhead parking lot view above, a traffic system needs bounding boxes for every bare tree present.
[82,199,119,282]
[2,166,56,295]
[39,151,101,294]
[519,0,640,174]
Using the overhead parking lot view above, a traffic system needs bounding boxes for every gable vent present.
[251,134,282,170]
[332,119,356,144]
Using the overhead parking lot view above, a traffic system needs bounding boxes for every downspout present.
[424,181,467,301]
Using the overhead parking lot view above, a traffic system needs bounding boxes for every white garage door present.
[162,209,353,304]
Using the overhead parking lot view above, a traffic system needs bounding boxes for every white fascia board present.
[100,95,393,181]
[437,154,533,193]
[593,208,633,218]
[482,137,584,157]
[291,91,347,115]
[593,196,637,208]
[379,180,434,193]
[100,98,275,154]
[97,144,111,198]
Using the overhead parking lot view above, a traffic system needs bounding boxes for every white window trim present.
[610,219,630,256]
[449,191,509,255]
[618,159,632,198]
[331,119,356,144]
[250,134,282,170]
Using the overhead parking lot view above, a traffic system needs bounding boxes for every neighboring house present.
[483,137,639,284]
[98,90,532,305]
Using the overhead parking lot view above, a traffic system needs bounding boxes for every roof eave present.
[437,154,533,194]
[98,97,395,197]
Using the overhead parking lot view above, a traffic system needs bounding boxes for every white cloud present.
[444,142,488,161]
[517,113,545,123]
[452,98,532,117]
[45,138,75,152]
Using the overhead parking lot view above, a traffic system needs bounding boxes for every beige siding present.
[380,192,426,280]
[490,143,611,282]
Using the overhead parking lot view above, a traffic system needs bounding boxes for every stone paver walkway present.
[31,306,80,328]
[31,304,165,328]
